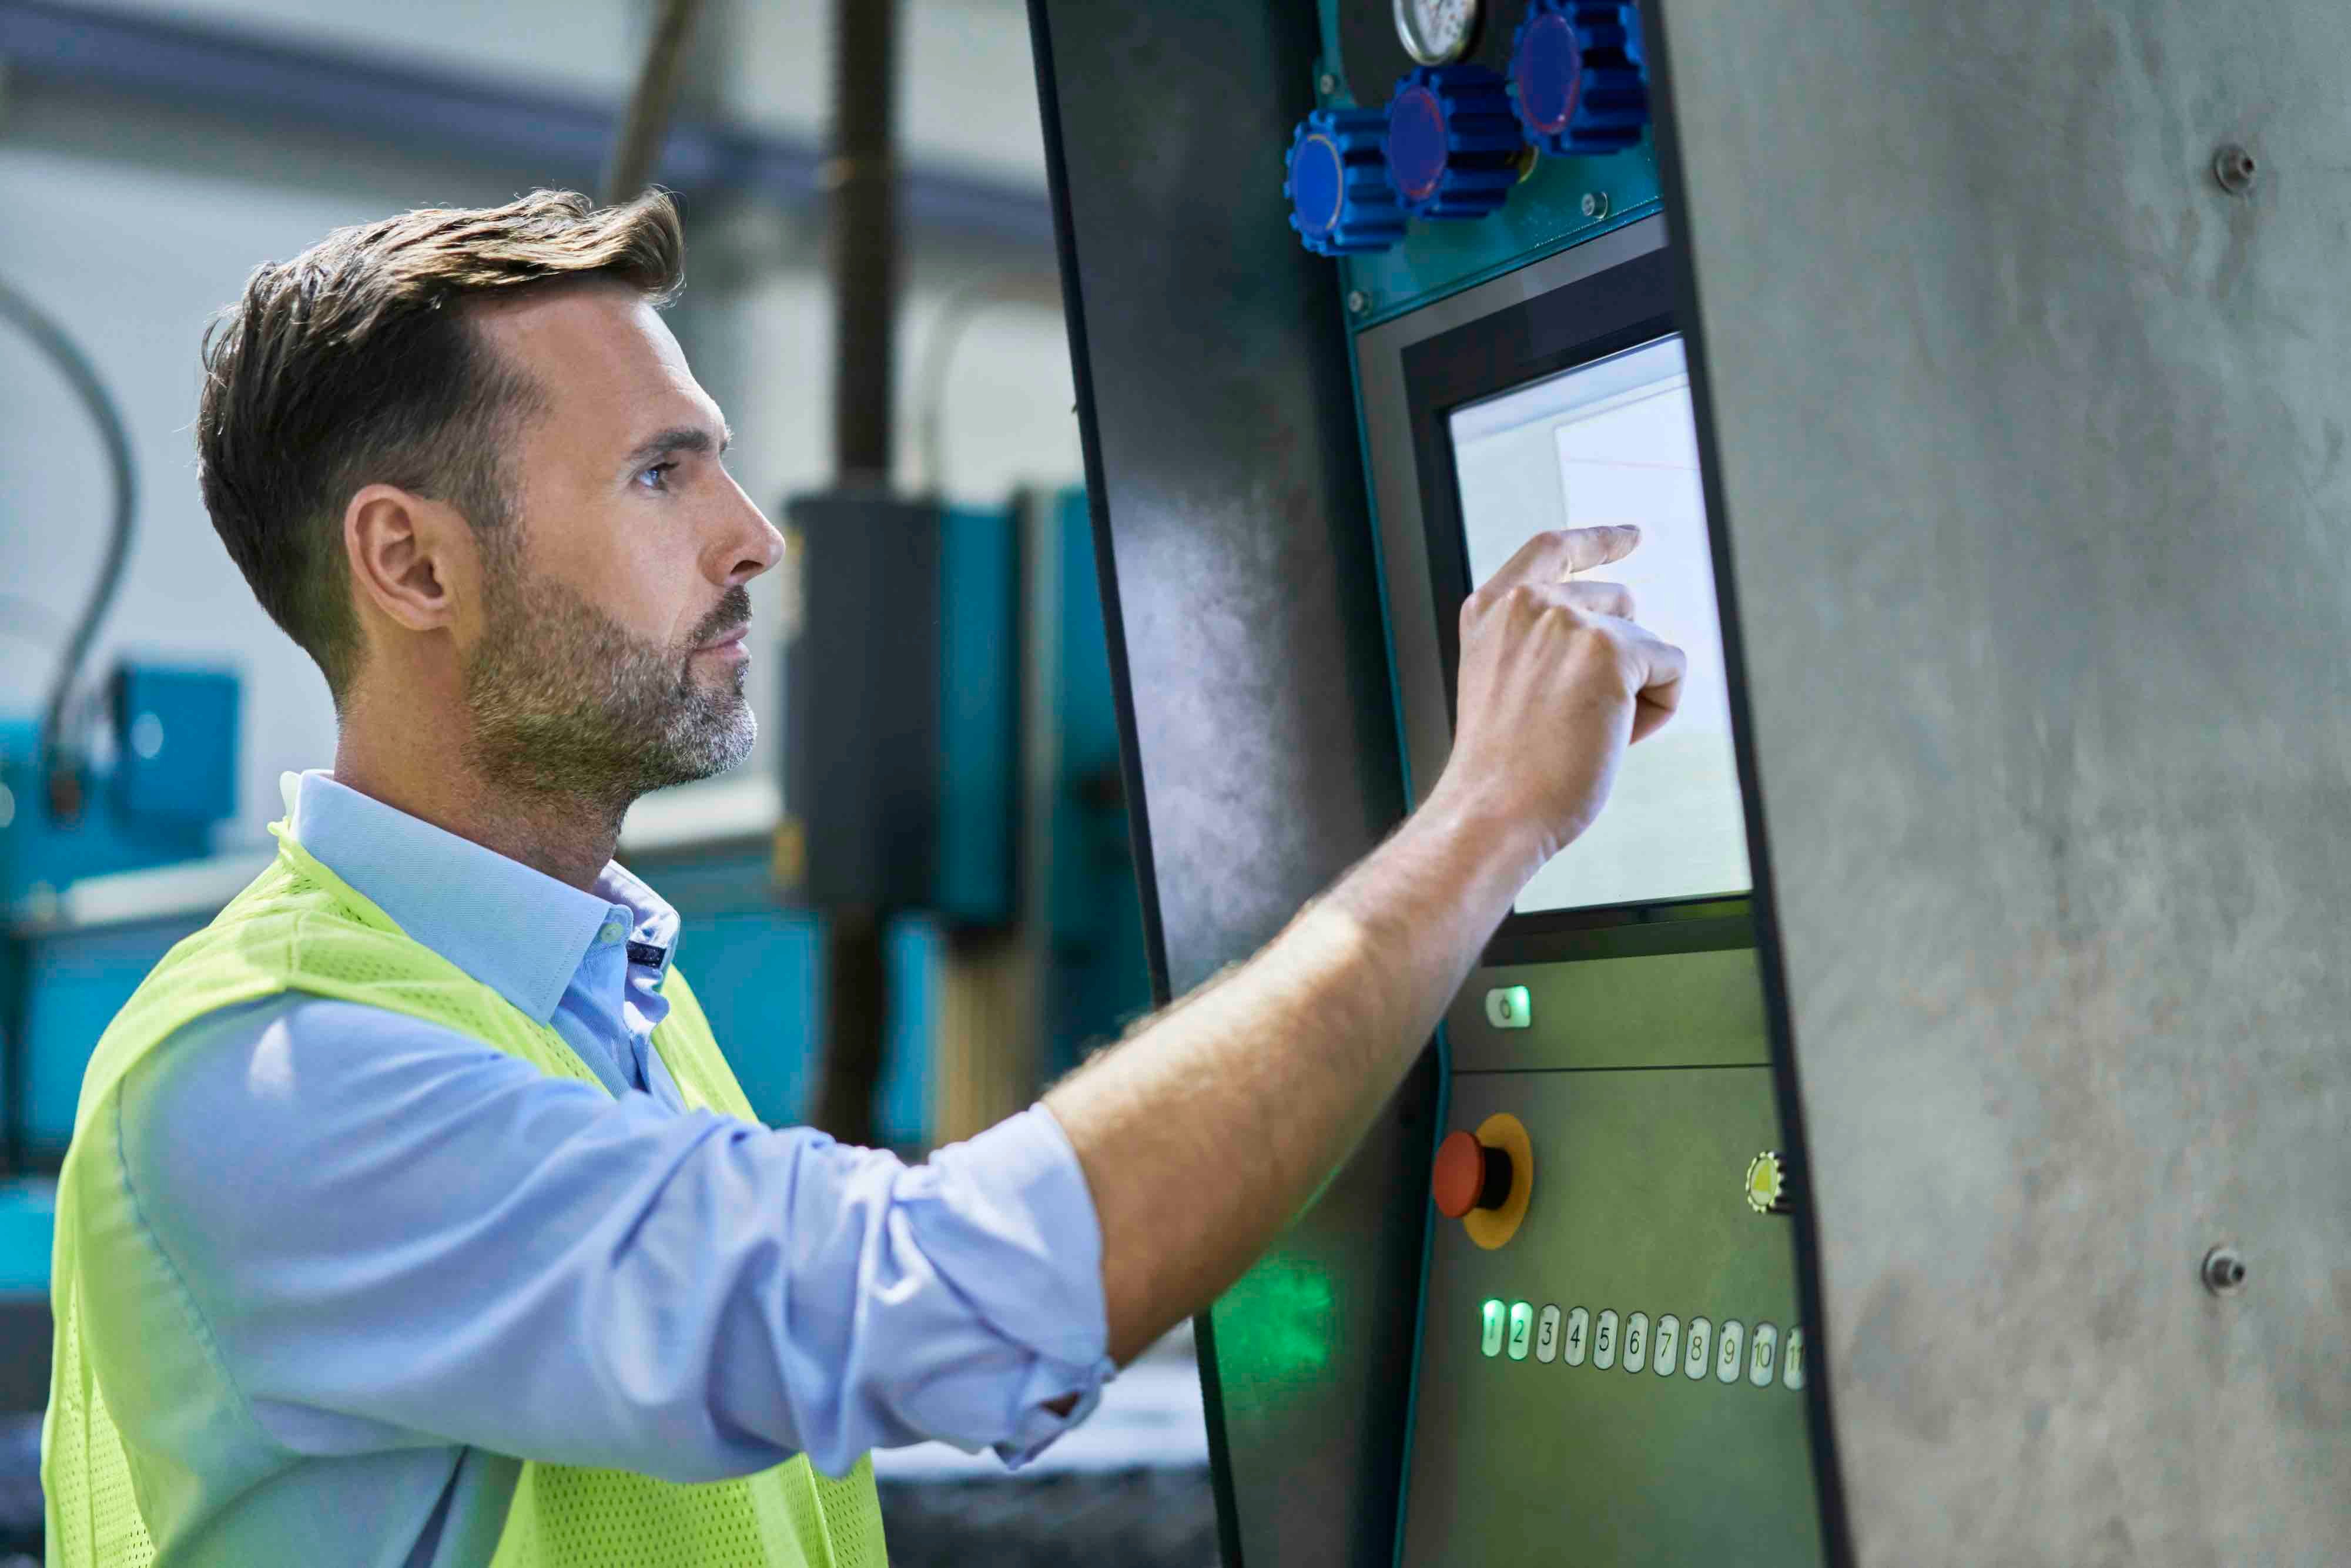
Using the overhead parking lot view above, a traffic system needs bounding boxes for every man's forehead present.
[471,282,714,438]
[471,279,674,356]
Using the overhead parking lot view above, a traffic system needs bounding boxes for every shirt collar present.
[283,770,679,1023]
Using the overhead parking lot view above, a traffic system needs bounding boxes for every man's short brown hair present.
[196,189,684,700]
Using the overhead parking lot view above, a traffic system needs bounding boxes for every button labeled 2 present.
[1508,1301,1535,1362]
[1563,1307,1590,1367]
[1593,1309,1619,1370]
[1535,1305,1561,1364]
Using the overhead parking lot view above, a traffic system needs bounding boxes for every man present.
[43,189,1683,1567]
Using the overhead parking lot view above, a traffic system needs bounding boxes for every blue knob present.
[1284,109,1408,257]
[1508,0,1650,157]
[1385,65,1526,220]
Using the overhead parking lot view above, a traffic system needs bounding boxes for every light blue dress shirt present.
[90,770,1113,1567]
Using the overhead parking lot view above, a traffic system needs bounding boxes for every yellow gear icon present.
[1744,1150,1794,1215]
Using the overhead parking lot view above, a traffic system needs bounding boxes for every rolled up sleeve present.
[116,999,1116,1483]
[776,1104,1116,1471]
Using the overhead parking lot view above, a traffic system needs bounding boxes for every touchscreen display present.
[1449,334,1752,915]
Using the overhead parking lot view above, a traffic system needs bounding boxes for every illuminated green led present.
[1480,1299,1505,1358]
[1483,985,1532,1030]
[1506,1301,1534,1361]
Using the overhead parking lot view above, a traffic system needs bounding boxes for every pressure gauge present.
[1394,0,1481,65]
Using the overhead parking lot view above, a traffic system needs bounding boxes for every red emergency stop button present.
[1432,1130,1515,1218]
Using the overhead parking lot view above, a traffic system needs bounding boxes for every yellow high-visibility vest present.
[43,823,888,1567]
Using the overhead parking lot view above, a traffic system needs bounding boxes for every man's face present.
[458,283,782,806]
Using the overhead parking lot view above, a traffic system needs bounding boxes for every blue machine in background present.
[0,664,241,912]
[2,661,244,1154]
[0,659,246,1446]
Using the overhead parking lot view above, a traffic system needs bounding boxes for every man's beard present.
[463,559,756,810]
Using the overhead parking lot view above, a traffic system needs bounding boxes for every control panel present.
[1304,5,1837,1543]
[1398,948,1821,1565]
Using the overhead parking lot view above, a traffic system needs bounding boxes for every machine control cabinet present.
[1036,0,2351,1560]
[1353,213,1829,1563]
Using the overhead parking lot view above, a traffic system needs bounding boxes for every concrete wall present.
[0,0,1079,852]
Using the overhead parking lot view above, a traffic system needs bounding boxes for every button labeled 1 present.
[1508,1302,1535,1362]
[1481,1300,1505,1358]
[1535,1305,1561,1364]
[1483,986,1532,1030]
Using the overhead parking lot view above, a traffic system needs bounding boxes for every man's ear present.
[344,483,477,633]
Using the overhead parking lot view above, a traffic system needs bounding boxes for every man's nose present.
[713,487,785,586]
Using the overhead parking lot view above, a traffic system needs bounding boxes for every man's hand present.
[1044,521,1690,1365]
[1436,525,1687,862]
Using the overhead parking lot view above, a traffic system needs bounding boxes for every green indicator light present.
[1479,1299,1505,1358]
[1484,985,1532,1030]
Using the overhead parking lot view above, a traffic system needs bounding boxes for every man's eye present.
[636,461,678,491]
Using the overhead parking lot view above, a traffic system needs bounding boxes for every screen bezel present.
[1395,243,1754,950]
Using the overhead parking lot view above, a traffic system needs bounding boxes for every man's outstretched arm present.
[1047,524,1684,1362]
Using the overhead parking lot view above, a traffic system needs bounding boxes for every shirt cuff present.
[992,1349,1120,1470]
[926,1103,1116,1466]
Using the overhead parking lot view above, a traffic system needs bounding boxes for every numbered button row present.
[1480,1299,1806,1390]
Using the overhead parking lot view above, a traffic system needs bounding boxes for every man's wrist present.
[1325,774,1550,941]
[1415,775,1555,886]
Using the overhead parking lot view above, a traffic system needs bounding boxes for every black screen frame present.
[1398,243,1754,953]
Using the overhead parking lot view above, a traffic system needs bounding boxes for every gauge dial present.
[1394,0,1481,65]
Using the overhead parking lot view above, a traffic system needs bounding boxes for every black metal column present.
[805,0,903,1147]
[1027,8,1429,1566]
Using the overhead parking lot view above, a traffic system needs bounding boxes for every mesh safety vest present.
[43,826,889,1567]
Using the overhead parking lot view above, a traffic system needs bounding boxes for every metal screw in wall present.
[1318,72,1338,97]
[2201,1246,2247,1296]
[2212,143,2258,196]
[1582,191,1610,220]
[1347,289,1369,316]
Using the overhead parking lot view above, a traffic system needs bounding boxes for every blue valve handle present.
[1385,63,1525,220]
[1508,0,1651,156]
[1284,108,1408,257]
